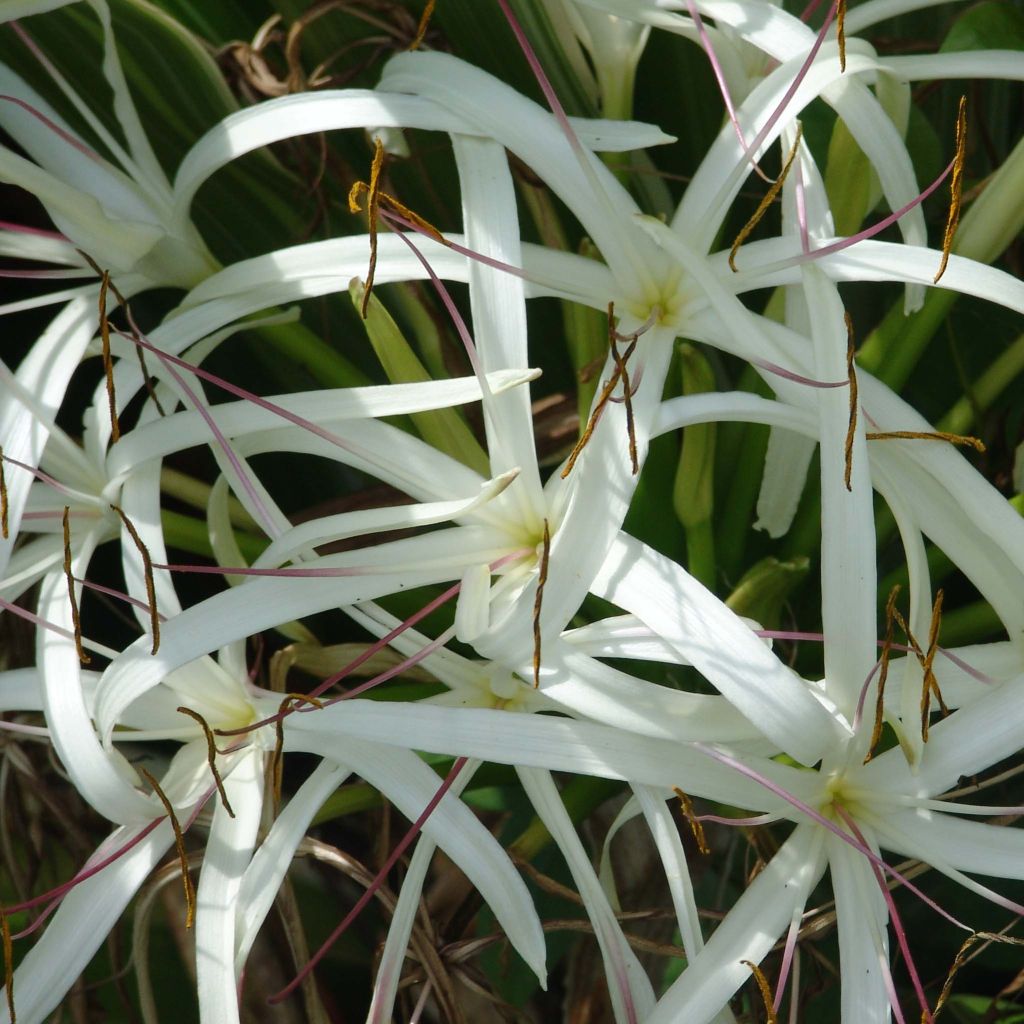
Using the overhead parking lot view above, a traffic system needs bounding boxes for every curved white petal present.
[593,532,844,764]
[518,767,655,1022]
[646,826,826,1024]
[196,749,264,1024]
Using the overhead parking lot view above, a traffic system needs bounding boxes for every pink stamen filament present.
[834,807,933,1023]
[685,1,773,184]
[0,93,105,163]
[0,219,68,241]
[7,787,214,940]
[268,756,469,1004]
[75,576,167,622]
[774,906,803,1014]
[691,742,971,931]
[217,549,528,740]
[494,0,588,166]
[768,153,956,273]
[741,3,839,172]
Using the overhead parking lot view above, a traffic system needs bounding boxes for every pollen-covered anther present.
[864,585,900,764]
[272,694,325,809]
[865,429,985,453]
[673,786,711,855]
[561,302,649,478]
[0,446,8,540]
[843,311,858,491]
[919,590,949,741]
[61,507,90,666]
[741,959,778,1024]
[138,766,195,928]
[176,707,235,818]
[349,137,445,318]
[934,96,968,285]
[531,519,551,689]
[729,123,803,273]
[109,504,160,655]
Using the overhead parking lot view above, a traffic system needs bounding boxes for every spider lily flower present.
[0,0,218,583]
[576,1,1023,270]
[0,594,547,1024]
[0,2,215,286]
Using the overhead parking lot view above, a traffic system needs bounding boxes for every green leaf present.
[941,1,1024,53]
[349,280,490,474]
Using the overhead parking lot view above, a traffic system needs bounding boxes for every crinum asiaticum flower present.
[0,558,550,1024]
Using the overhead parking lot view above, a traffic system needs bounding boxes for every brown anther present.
[0,446,8,540]
[349,137,386,318]
[138,766,195,929]
[865,585,900,763]
[729,123,803,272]
[109,504,160,655]
[349,139,446,318]
[919,589,949,741]
[865,430,985,453]
[934,96,967,285]
[843,311,858,492]
[609,328,639,475]
[932,932,1024,1023]
[133,343,166,417]
[561,303,638,478]
[837,0,848,73]
[741,959,778,1024]
[1,904,14,1023]
[97,269,120,443]
[672,786,710,855]
[176,707,234,818]
[409,0,435,50]
[272,694,325,809]
[532,519,551,689]
[62,507,90,665]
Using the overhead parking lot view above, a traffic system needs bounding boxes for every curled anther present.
[177,707,234,817]
[865,585,900,763]
[532,520,551,689]
[62,507,90,665]
[0,446,8,539]
[77,251,165,418]
[561,303,639,478]
[934,96,967,285]
[1,904,14,1023]
[933,931,1024,1023]
[348,137,386,318]
[138,766,195,928]
[672,786,710,855]
[837,0,847,73]
[843,311,858,492]
[865,429,985,453]
[273,694,325,809]
[741,959,778,1024]
[409,0,435,50]
[109,504,160,655]
[919,590,949,741]
[729,122,803,272]
[349,139,446,317]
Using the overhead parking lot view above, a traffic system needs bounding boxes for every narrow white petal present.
[235,761,352,973]
[647,826,826,1024]
[286,700,814,811]
[593,532,843,764]
[827,831,892,1024]
[196,750,265,1024]
[0,822,172,1024]
[518,767,655,1022]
